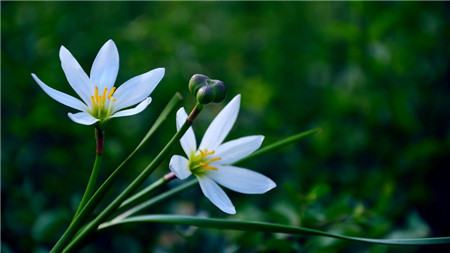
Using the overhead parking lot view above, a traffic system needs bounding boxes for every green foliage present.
[2,2,449,252]
[101,214,450,245]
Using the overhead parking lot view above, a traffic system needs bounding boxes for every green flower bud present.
[188,74,227,105]
[189,74,209,96]
[196,85,215,104]
[210,80,226,103]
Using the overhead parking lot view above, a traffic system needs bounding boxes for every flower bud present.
[188,74,227,105]
[189,74,209,96]
[210,80,226,103]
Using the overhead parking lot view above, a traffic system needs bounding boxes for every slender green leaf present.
[74,151,102,217]
[120,176,166,208]
[239,127,321,163]
[100,179,197,228]
[102,215,450,246]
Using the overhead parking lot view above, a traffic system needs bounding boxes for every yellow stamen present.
[202,164,218,171]
[189,149,221,175]
[108,87,116,99]
[206,157,221,163]
[89,86,117,120]
[94,86,99,101]
[200,149,215,157]
[101,87,107,106]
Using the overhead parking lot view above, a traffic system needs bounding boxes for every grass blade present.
[239,127,321,163]
[102,214,450,246]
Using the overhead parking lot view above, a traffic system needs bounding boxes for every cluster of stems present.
[50,85,323,252]
[50,94,198,252]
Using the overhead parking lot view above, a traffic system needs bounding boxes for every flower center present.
[189,149,221,176]
[89,86,116,120]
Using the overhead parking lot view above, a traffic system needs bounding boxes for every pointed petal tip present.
[229,94,241,111]
[267,179,277,191]
[155,67,165,76]
[258,177,277,194]
[233,94,241,103]
[59,45,73,63]
[225,207,237,215]
[59,45,68,55]
[31,73,40,83]
[176,107,186,115]
[256,135,265,144]
[104,39,118,49]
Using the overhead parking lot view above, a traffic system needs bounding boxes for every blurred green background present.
[2,2,450,252]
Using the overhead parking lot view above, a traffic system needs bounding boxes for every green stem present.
[105,128,321,222]
[74,126,104,216]
[100,178,197,229]
[50,93,183,253]
[120,172,176,209]
[240,128,321,163]
[119,179,196,218]
[63,104,203,252]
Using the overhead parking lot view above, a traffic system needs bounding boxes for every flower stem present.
[50,93,183,253]
[74,126,104,216]
[60,103,203,253]
[119,172,176,210]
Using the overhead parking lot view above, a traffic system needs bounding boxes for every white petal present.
[208,165,276,194]
[59,46,93,105]
[215,135,264,165]
[110,97,152,118]
[90,40,119,91]
[199,94,241,151]
[68,112,99,125]
[169,155,192,180]
[31,73,87,111]
[197,176,236,214]
[113,68,165,111]
[176,108,196,156]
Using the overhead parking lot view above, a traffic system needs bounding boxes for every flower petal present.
[199,94,241,151]
[59,46,93,105]
[31,73,87,111]
[176,108,197,156]
[113,68,165,111]
[197,176,236,214]
[67,112,99,125]
[110,97,152,118]
[90,39,119,91]
[215,135,264,165]
[208,165,276,194]
[169,155,192,180]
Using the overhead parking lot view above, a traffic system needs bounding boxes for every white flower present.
[169,94,276,214]
[31,39,165,125]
